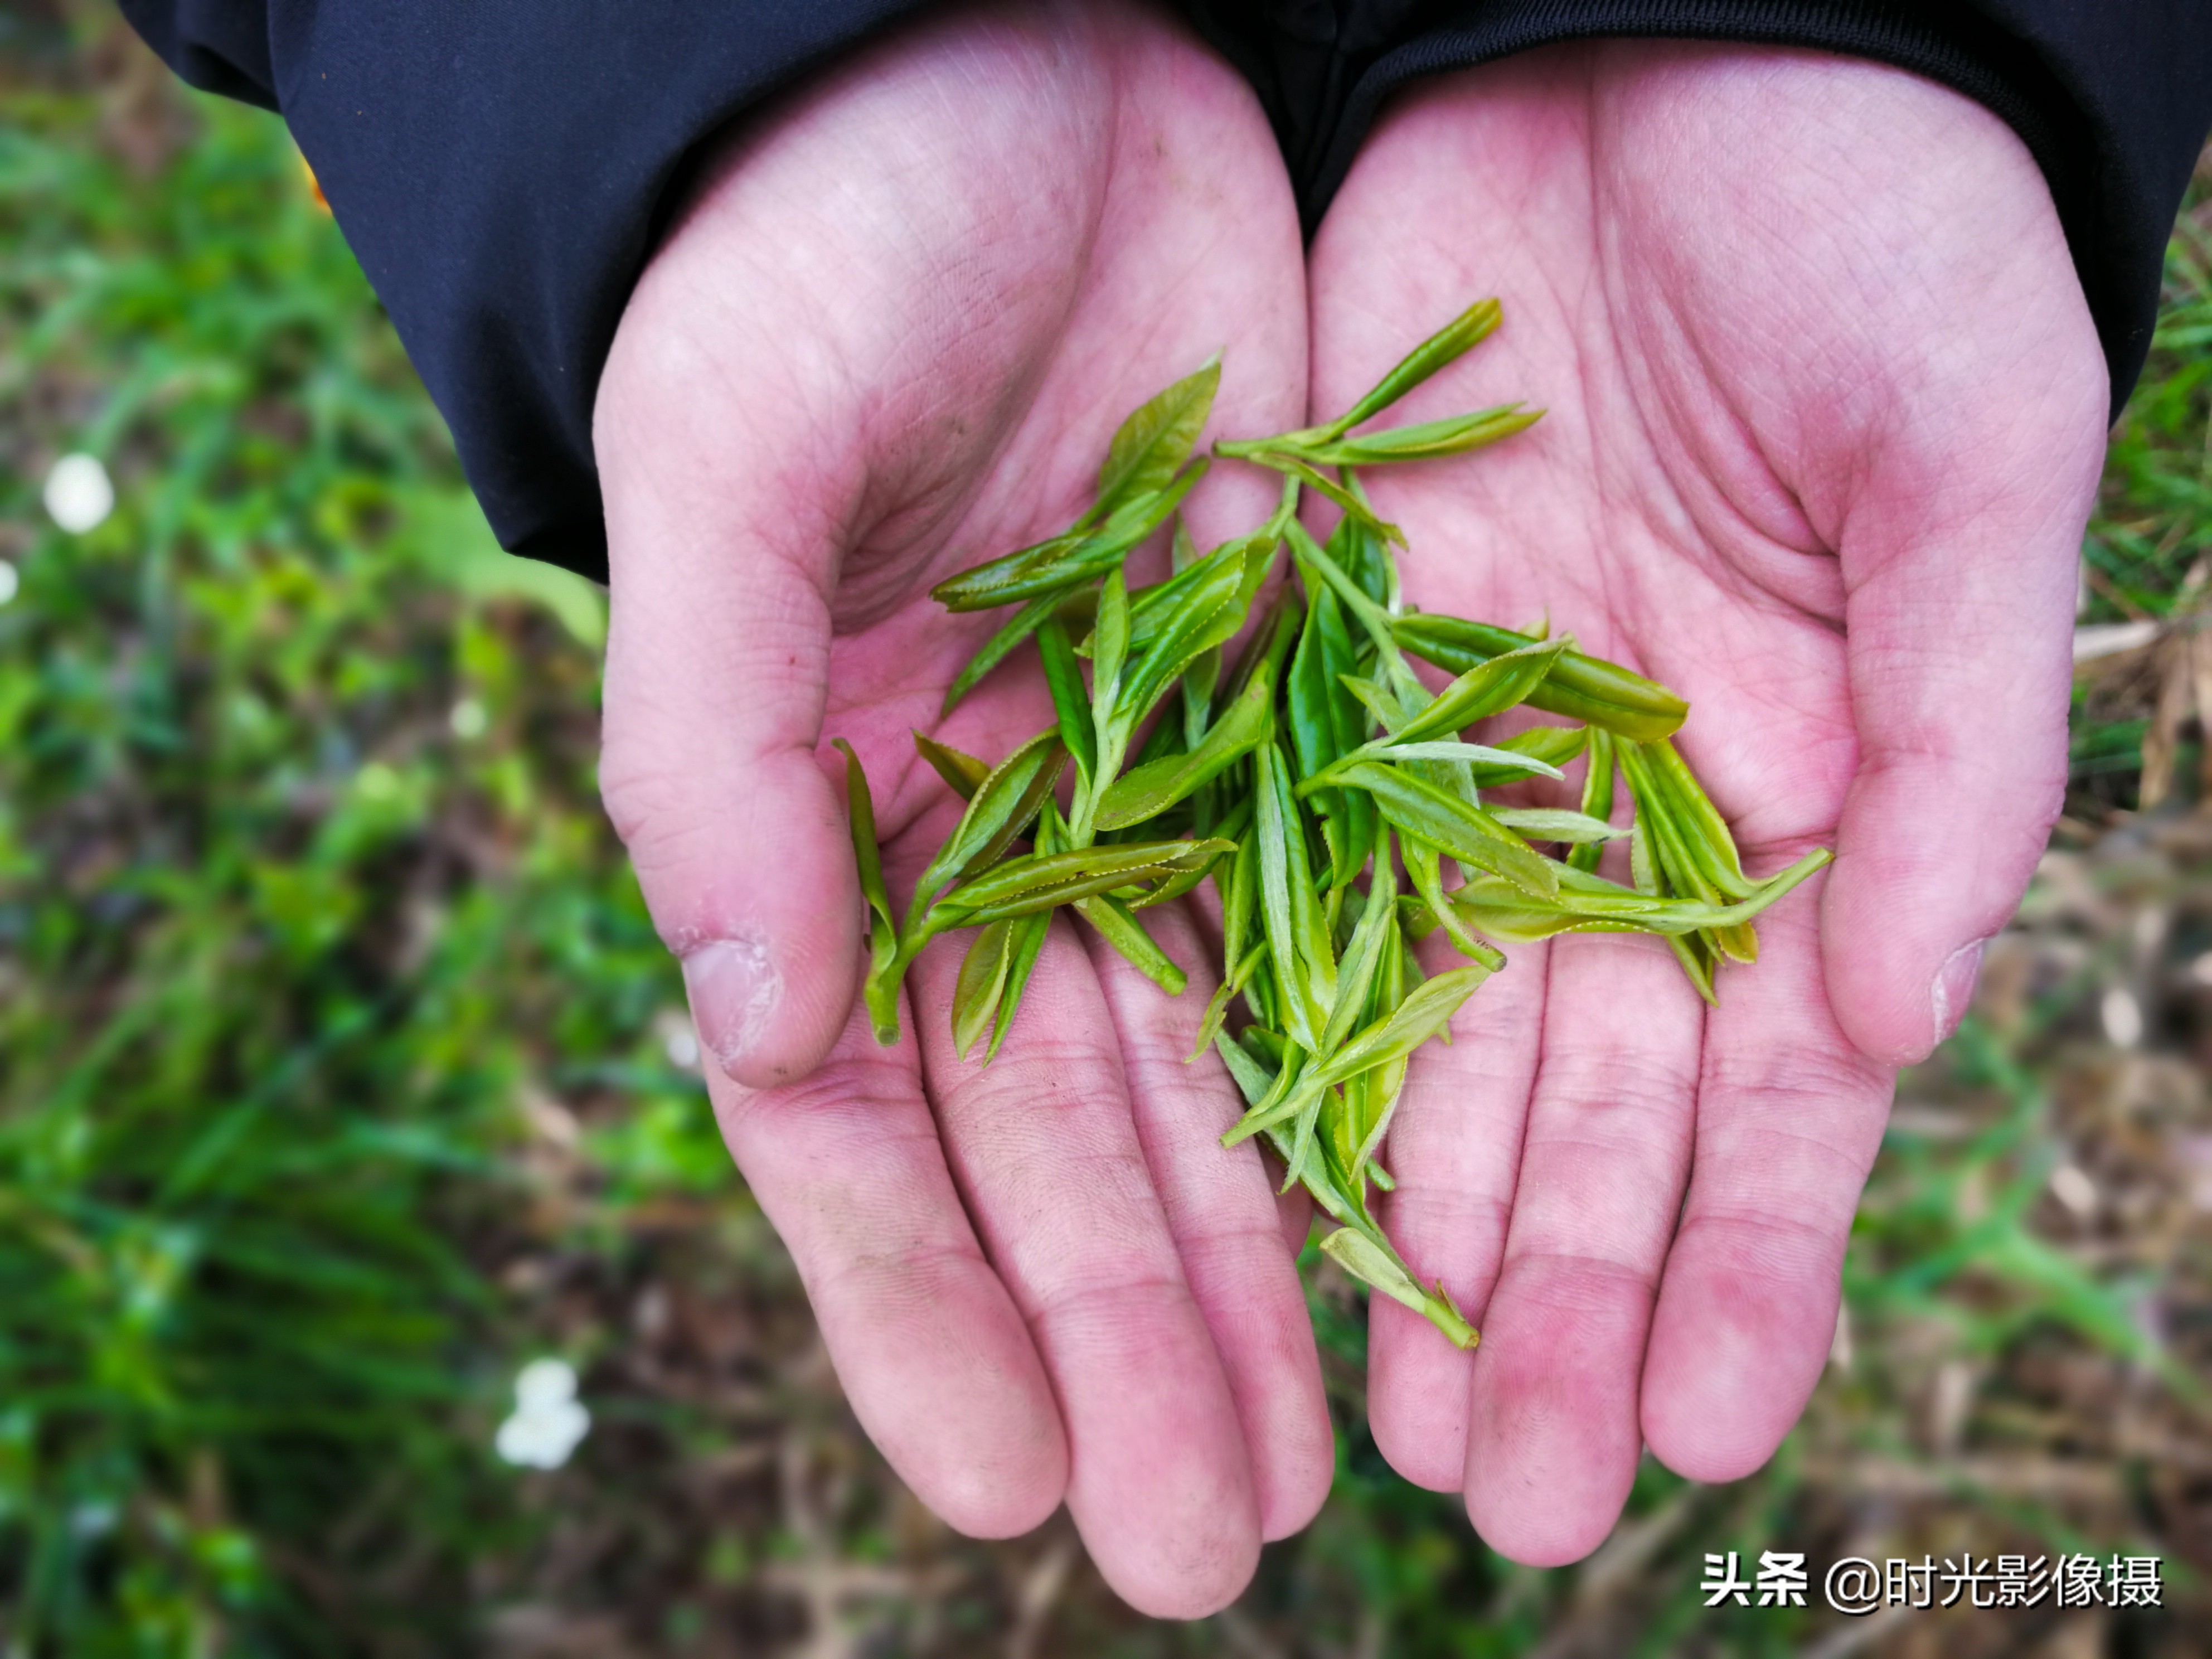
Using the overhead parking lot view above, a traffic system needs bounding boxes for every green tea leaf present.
[1219,449,1406,546]
[1318,860,1398,1057]
[1118,539,1255,722]
[941,595,1057,716]
[932,463,1208,613]
[1077,892,1187,994]
[1444,849,1829,941]
[1619,740,1757,963]
[1485,807,1629,845]
[1127,838,1229,909]
[1127,528,1260,659]
[1627,793,1656,898]
[1642,738,1758,900]
[1335,759,1560,901]
[1294,404,1541,468]
[1392,614,1687,740]
[1286,583,1338,769]
[1350,918,1413,1180]
[1306,963,1491,1094]
[1095,672,1271,831]
[1214,1028,1275,1105]
[1092,567,1129,722]
[1338,673,1411,735]
[1221,828,1257,981]
[1191,940,1267,1063]
[953,919,1017,1058]
[1303,738,1566,792]
[987,910,1053,1061]
[1670,930,1719,1003]
[833,739,903,1046]
[1090,358,1220,521]
[1239,963,1493,1146]
[1255,746,1320,1051]
[1319,508,1386,614]
[913,730,992,801]
[1569,728,1616,874]
[1277,746,1340,1022]
[1335,297,1502,431]
[1390,636,1568,746]
[906,729,1066,926]
[1037,618,1098,787]
[1400,835,1509,967]
[927,838,1235,928]
[1327,1230,1479,1348]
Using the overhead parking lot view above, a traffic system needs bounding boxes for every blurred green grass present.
[1,19,2206,1658]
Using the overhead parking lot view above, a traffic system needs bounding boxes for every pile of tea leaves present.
[839,300,1830,1347]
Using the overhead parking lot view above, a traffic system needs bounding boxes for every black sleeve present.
[118,0,935,582]
[1191,0,2212,426]
[121,1,2212,583]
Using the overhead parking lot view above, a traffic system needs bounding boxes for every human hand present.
[1306,41,2108,1561]
[592,0,1331,1614]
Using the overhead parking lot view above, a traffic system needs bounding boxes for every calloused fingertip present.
[694,925,861,1089]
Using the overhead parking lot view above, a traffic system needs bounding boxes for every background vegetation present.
[1,11,2206,1655]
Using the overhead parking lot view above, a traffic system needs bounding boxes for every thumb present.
[1822,367,2106,1066]
[594,335,862,1089]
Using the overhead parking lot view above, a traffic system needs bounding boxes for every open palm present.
[592,0,1330,1616]
[1307,41,2108,1562]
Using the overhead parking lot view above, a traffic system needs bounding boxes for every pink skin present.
[1308,42,2108,1564]
[595,0,2111,1608]
[592,1,1330,1618]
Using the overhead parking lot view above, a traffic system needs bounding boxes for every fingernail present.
[1929,937,1988,1046]
[681,935,782,1078]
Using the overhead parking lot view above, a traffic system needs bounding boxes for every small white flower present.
[496,1357,590,1469]
[0,562,17,607]
[515,1357,578,1411]
[655,1007,701,1071]
[449,697,488,740]
[2100,986,2143,1049]
[2049,1162,2098,1219]
[43,453,114,534]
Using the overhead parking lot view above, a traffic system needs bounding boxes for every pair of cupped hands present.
[590,0,2107,1618]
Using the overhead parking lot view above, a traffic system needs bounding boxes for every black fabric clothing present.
[120,0,938,578]
[120,0,2212,584]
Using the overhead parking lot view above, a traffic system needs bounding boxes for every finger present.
[1641,868,1893,1478]
[910,914,1261,1618]
[709,999,1066,1535]
[1080,899,1335,1541]
[1461,932,1704,1566]
[598,444,865,1089]
[1809,201,2107,1065]
[594,208,876,1089]
[1365,931,1546,1492]
[1822,412,2098,1064]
